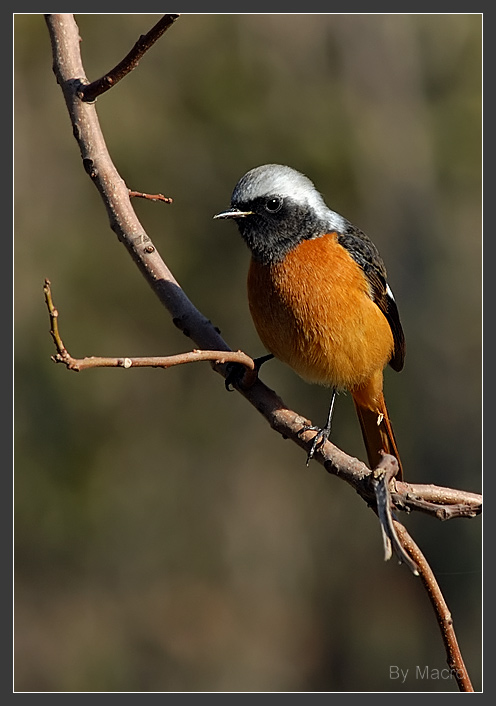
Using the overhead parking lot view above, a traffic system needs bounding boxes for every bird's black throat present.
[234,197,329,265]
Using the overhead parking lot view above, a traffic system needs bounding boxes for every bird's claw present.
[224,362,246,391]
[299,424,331,466]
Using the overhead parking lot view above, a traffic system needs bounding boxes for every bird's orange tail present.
[351,374,403,479]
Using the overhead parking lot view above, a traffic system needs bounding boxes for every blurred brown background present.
[14,14,482,692]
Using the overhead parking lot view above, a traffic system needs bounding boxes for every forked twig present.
[43,279,256,380]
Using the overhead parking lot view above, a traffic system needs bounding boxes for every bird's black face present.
[214,164,340,265]
[216,194,326,265]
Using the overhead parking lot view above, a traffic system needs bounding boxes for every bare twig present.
[52,348,255,374]
[129,190,173,203]
[44,14,481,692]
[392,483,481,519]
[80,14,180,102]
[43,277,68,361]
[393,522,474,692]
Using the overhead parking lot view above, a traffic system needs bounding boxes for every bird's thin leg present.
[304,388,336,465]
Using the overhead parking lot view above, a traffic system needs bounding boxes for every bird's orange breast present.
[247,232,394,390]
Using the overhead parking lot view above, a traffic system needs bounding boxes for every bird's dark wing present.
[337,224,405,372]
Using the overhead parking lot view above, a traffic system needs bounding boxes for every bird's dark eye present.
[265,197,283,213]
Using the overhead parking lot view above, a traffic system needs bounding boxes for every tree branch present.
[44,14,480,692]
[79,14,180,102]
[393,522,474,692]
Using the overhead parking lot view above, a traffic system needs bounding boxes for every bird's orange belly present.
[247,234,394,390]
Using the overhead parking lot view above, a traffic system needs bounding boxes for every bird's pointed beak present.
[213,207,253,220]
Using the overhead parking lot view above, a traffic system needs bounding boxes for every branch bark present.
[44,14,480,692]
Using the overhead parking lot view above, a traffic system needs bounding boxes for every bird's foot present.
[299,423,332,466]
[299,389,336,465]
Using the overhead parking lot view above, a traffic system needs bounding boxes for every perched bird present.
[214,164,405,477]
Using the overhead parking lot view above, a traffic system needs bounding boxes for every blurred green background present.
[14,14,482,692]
